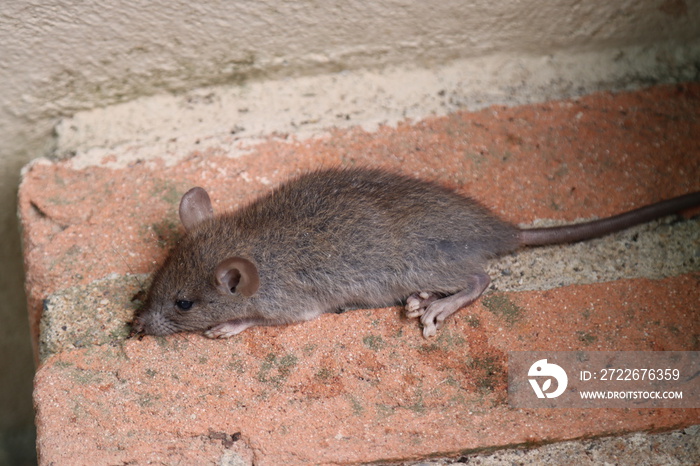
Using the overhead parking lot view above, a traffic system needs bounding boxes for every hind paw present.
[405,291,440,318]
[408,273,492,338]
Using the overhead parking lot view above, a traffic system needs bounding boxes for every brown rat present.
[132,167,700,339]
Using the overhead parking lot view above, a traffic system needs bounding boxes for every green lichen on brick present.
[376,403,395,419]
[407,390,426,414]
[72,368,102,385]
[302,343,317,356]
[417,330,465,354]
[576,331,597,345]
[348,396,364,415]
[278,354,298,369]
[315,367,333,381]
[443,375,459,387]
[257,352,298,386]
[228,356,245,373]
[154,335,189,352]
[147,219,180,249]
[109,325,131,340]
[137,393,161,408]
[150,179,182,206]
[464,315,481,328]
[53,173,66,187]
[418,343,440,354]
[435,329,466,348]
[468,356,505,393]
[481,293,523,325]
[155,336,170,348]
[363,334,385,351]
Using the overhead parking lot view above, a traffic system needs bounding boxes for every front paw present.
[204,320,255,338]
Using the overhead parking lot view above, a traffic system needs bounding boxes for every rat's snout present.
[131,307,176,337]
[131,313,146,335]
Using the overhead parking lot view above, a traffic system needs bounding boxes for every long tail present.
[518,191,700,247]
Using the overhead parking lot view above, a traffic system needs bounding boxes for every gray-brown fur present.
[133,167,699,339]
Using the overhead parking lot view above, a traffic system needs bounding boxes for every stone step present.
[20,81,700,464]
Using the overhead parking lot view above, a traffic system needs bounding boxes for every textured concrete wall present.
[1,0,699,462]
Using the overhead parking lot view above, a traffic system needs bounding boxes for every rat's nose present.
[130,307,176,336]
[131,314,146,335]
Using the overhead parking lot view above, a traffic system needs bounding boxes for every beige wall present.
[1,0,699,461]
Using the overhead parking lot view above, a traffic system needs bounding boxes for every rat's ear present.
[215,257,260,297]
[179,187,214,231]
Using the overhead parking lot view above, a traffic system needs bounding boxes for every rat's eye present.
[175,300,194,310]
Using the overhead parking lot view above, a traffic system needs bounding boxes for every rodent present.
[132,167,700,339]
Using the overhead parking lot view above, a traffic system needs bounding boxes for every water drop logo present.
[528,359,568,399]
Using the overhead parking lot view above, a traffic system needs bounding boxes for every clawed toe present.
[405,291,439,318]
[408,273,492,339]
[422,322,438,338]
[419,300,455,338]
[406,291,450,337]
[405,296,422,314]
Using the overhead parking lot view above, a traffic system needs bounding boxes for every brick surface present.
[21,83,700,464]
